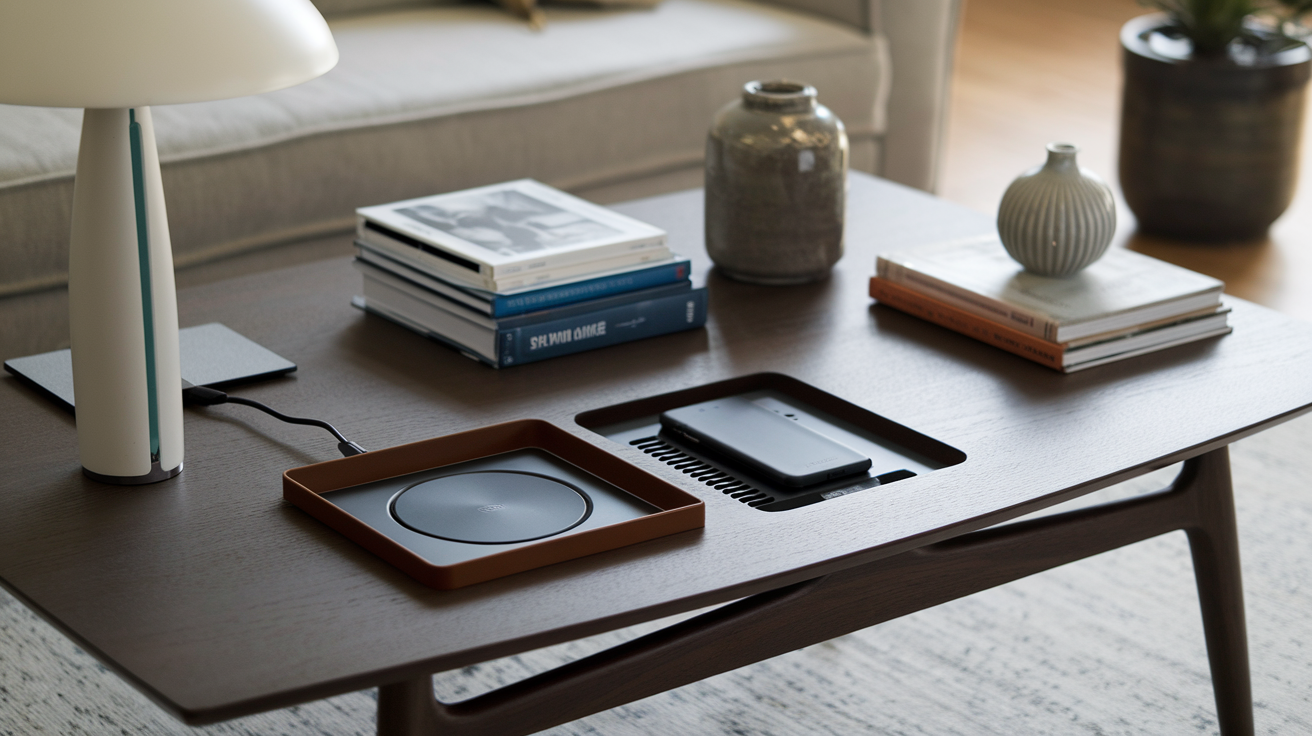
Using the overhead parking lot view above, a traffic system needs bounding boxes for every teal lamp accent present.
[0,0,338,483]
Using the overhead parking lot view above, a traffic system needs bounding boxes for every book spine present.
[499,288,707,367]
[490,260,691,317]
[876,256,1060,341]
[497,281,692,329]
[869,277,1064,371]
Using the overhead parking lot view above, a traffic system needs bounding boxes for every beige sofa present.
[0,0,960,360]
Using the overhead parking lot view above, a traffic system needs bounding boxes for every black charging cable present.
[183,385,366,457]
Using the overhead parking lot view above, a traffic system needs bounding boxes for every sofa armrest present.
[877,0,962,192]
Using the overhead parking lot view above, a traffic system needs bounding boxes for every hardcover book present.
[876,236,1225,342]
[869,276,1231,372]
[355,262,706,368]
[355,244,692,317]
[357,179,670,292]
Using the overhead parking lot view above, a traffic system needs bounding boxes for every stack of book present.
[869,236,1231,372]
[352,179,706,367]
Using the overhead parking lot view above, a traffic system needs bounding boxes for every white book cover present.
[356,179,666,279]
[877,236,1225,342]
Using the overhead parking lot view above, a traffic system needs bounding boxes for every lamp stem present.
[68,107,183,484]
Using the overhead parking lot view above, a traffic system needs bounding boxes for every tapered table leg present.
[1183,448,1253,736]
[378,678,444,736]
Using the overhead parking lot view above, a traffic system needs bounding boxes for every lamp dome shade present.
[0,0,338,108]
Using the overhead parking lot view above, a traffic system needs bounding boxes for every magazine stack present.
[352,179,705,367]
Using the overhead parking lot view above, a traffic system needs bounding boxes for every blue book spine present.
[496,281,690,329]
[498,288,707,367]
[489,260,692,317]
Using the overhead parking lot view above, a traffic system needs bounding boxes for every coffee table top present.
[3,173,1312,724]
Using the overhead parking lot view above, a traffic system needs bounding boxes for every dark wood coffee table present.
[2,174,1309,736]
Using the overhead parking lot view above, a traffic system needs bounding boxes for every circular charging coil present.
[390,470,591,544]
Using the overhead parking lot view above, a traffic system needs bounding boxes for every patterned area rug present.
[2,416,1309,735]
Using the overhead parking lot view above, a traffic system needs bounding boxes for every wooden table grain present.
[1,173,1309,734]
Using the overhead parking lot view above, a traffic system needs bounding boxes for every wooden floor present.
[940,0,1312,321]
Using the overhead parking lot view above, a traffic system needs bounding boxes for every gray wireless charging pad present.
[324,448,658,568]
[390,471,590,544]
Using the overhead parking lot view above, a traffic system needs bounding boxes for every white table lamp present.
[0,1,338,483]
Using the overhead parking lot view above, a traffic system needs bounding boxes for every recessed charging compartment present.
[576,373,966,512]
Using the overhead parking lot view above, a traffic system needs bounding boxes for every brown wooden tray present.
[284,419,705,589]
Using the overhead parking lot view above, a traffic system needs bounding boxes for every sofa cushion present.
[0,0,885,298]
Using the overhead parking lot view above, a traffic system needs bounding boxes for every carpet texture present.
[2,416,1309,735]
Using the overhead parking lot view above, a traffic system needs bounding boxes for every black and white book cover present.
[357,179,667,279]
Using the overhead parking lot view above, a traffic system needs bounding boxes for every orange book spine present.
[869,276,1065,371]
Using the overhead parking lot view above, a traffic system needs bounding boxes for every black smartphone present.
[659,397,872,487]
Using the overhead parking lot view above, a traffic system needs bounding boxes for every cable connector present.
[184,384,366,457]
[183,384,229,406]
[338,441,367,457]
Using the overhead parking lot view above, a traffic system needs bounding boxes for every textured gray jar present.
[705,81,848,284]
[997,143,1116,277]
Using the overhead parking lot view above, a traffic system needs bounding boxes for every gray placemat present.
[3,323,295,411]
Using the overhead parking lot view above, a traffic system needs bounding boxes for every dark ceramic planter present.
[1119,14,1311,242]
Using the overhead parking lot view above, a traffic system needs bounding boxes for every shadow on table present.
[332,304,713,413]
[707,266,849,372]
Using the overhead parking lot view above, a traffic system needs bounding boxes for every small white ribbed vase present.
[997,143,1116,277]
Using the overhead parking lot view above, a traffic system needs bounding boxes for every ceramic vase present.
[705,80,848,284]
[1119,13,1310,242]
[997,143,1116,277]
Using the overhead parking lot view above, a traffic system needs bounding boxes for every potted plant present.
[1119,0,1312,241]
